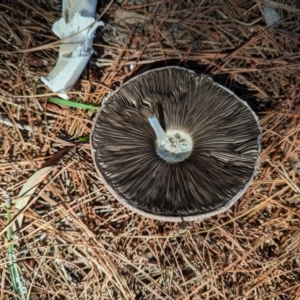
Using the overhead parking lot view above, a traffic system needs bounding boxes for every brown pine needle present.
[0,0,300,299]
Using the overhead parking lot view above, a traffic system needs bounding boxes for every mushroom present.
[91,67,261,222]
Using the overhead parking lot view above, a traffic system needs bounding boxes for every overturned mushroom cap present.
[91,67,261,222]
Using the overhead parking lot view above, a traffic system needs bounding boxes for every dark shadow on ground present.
[126,60,273,114]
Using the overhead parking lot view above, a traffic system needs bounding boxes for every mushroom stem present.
[148,116,193,163]
[148,117,166,146]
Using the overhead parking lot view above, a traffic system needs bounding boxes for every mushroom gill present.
[91,67,261,221]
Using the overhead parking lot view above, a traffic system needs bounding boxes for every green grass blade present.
[48,97,99,111]
[6,203,26,300]
[78,135,90,142]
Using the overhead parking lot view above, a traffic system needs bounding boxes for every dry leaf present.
[13,166,56,231]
